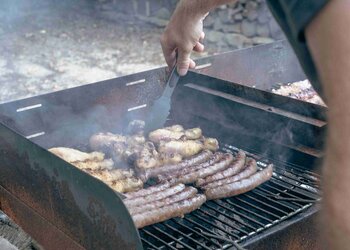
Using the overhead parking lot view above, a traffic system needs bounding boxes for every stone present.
[256,24,270,37]
[206,30,225,43]
[252,36,275,45]
[257,11,270,24]
[213,18,223,31]
[16,62,53,78]
[218,9,230,23]
[269,19,283,39]
[138,16,168,27]
[155,7,171,20]
[234,13,243,21]
[204,15,215,27]
[225,33,249,49]
[247,9,258,21]
[222,23,241,33]
[241,20,256,37]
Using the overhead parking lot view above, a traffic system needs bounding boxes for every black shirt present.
[266,0,329,99]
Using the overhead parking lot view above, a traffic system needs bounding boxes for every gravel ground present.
[0,0,218,104]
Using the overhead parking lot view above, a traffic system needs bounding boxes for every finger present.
[200,31,205,40]
[193,42,205,53]
[177,48,191,76]
[189,59,196,69]
[160,35,176,69]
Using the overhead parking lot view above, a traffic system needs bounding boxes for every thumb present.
[177,48,191,76]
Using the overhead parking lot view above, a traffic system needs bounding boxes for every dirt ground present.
[0,0,222,104]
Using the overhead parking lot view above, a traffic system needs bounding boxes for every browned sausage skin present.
[124,183,185,208]
[201,158,258,189]
[132,194,206,228]
[196,151,246,187]
[128,186,198,215]
[138,150,213,181]
[177,153,234,184]
[124,182,171,199]
[205,165,273,200]
[157,152,224,183]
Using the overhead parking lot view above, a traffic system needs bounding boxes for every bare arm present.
[161,0,236,75]
[306,0,350,248]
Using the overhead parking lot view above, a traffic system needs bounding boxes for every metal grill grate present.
[139,145,321,249]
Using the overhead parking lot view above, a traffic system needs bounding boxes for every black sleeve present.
[266,0,329,99]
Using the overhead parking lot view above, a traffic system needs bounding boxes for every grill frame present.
[0,41,326,249]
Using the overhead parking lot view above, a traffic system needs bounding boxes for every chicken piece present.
[165,125,184,132]
[89,132,126,152]
[158,140,203,158]
[203,138,219,152]
[159,152,183,165]
[135,142,160,169]
[127,120,145,135]
[109,177,143,193]
[73,159,114,171]
[49,147,104,163]
[127,134,146,146]
[184,128,202,140]
[87,168,134,182]
[148,128,184,143]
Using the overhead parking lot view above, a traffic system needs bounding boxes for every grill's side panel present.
[169,72,326,167]
[0,124,142,250]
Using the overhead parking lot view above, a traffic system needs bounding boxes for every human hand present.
[161,1,207,76]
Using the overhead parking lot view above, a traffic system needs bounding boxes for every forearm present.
[306,0,350,248]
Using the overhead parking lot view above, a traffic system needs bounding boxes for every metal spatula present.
[144,62,180,133]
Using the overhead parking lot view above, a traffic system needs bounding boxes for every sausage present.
[123,182,171,199]
[138,150,213,181]
[196,151,246,187]
[205,165,273,200]
[132,194,206,228]
[128,187,198,215]
[177,153,234,184]
[124,183,185,208]
[157,152,224,183]
[201,158,258,189]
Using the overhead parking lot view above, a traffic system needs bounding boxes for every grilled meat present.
[157,152,224,183]
[177,153,234,184]
[124,183,185,208]
[128,187,198,215]
[127,120,145,135]
[159,152,183,165]
[132,194,206,228]
[205,165,273,200]
[124,182,172,199]
[158,140,203,158]
[149,128,184,143]
[184,128,202,140]
[86,168,134,182]
[166,125,184,132]
[135,142,160,169]
[73,158,114,171]
[149,126,202,143]
[201,158,258,189]
[196,151,246,187]
[89,132,126,152]
[49,147,104,163]
[138,150,213,181]
[109,177,143,193]
[203,137,219,151]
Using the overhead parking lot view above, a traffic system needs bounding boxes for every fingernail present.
[178,68,187,76]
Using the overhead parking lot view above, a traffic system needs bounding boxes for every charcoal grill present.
[0,41,326,249]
